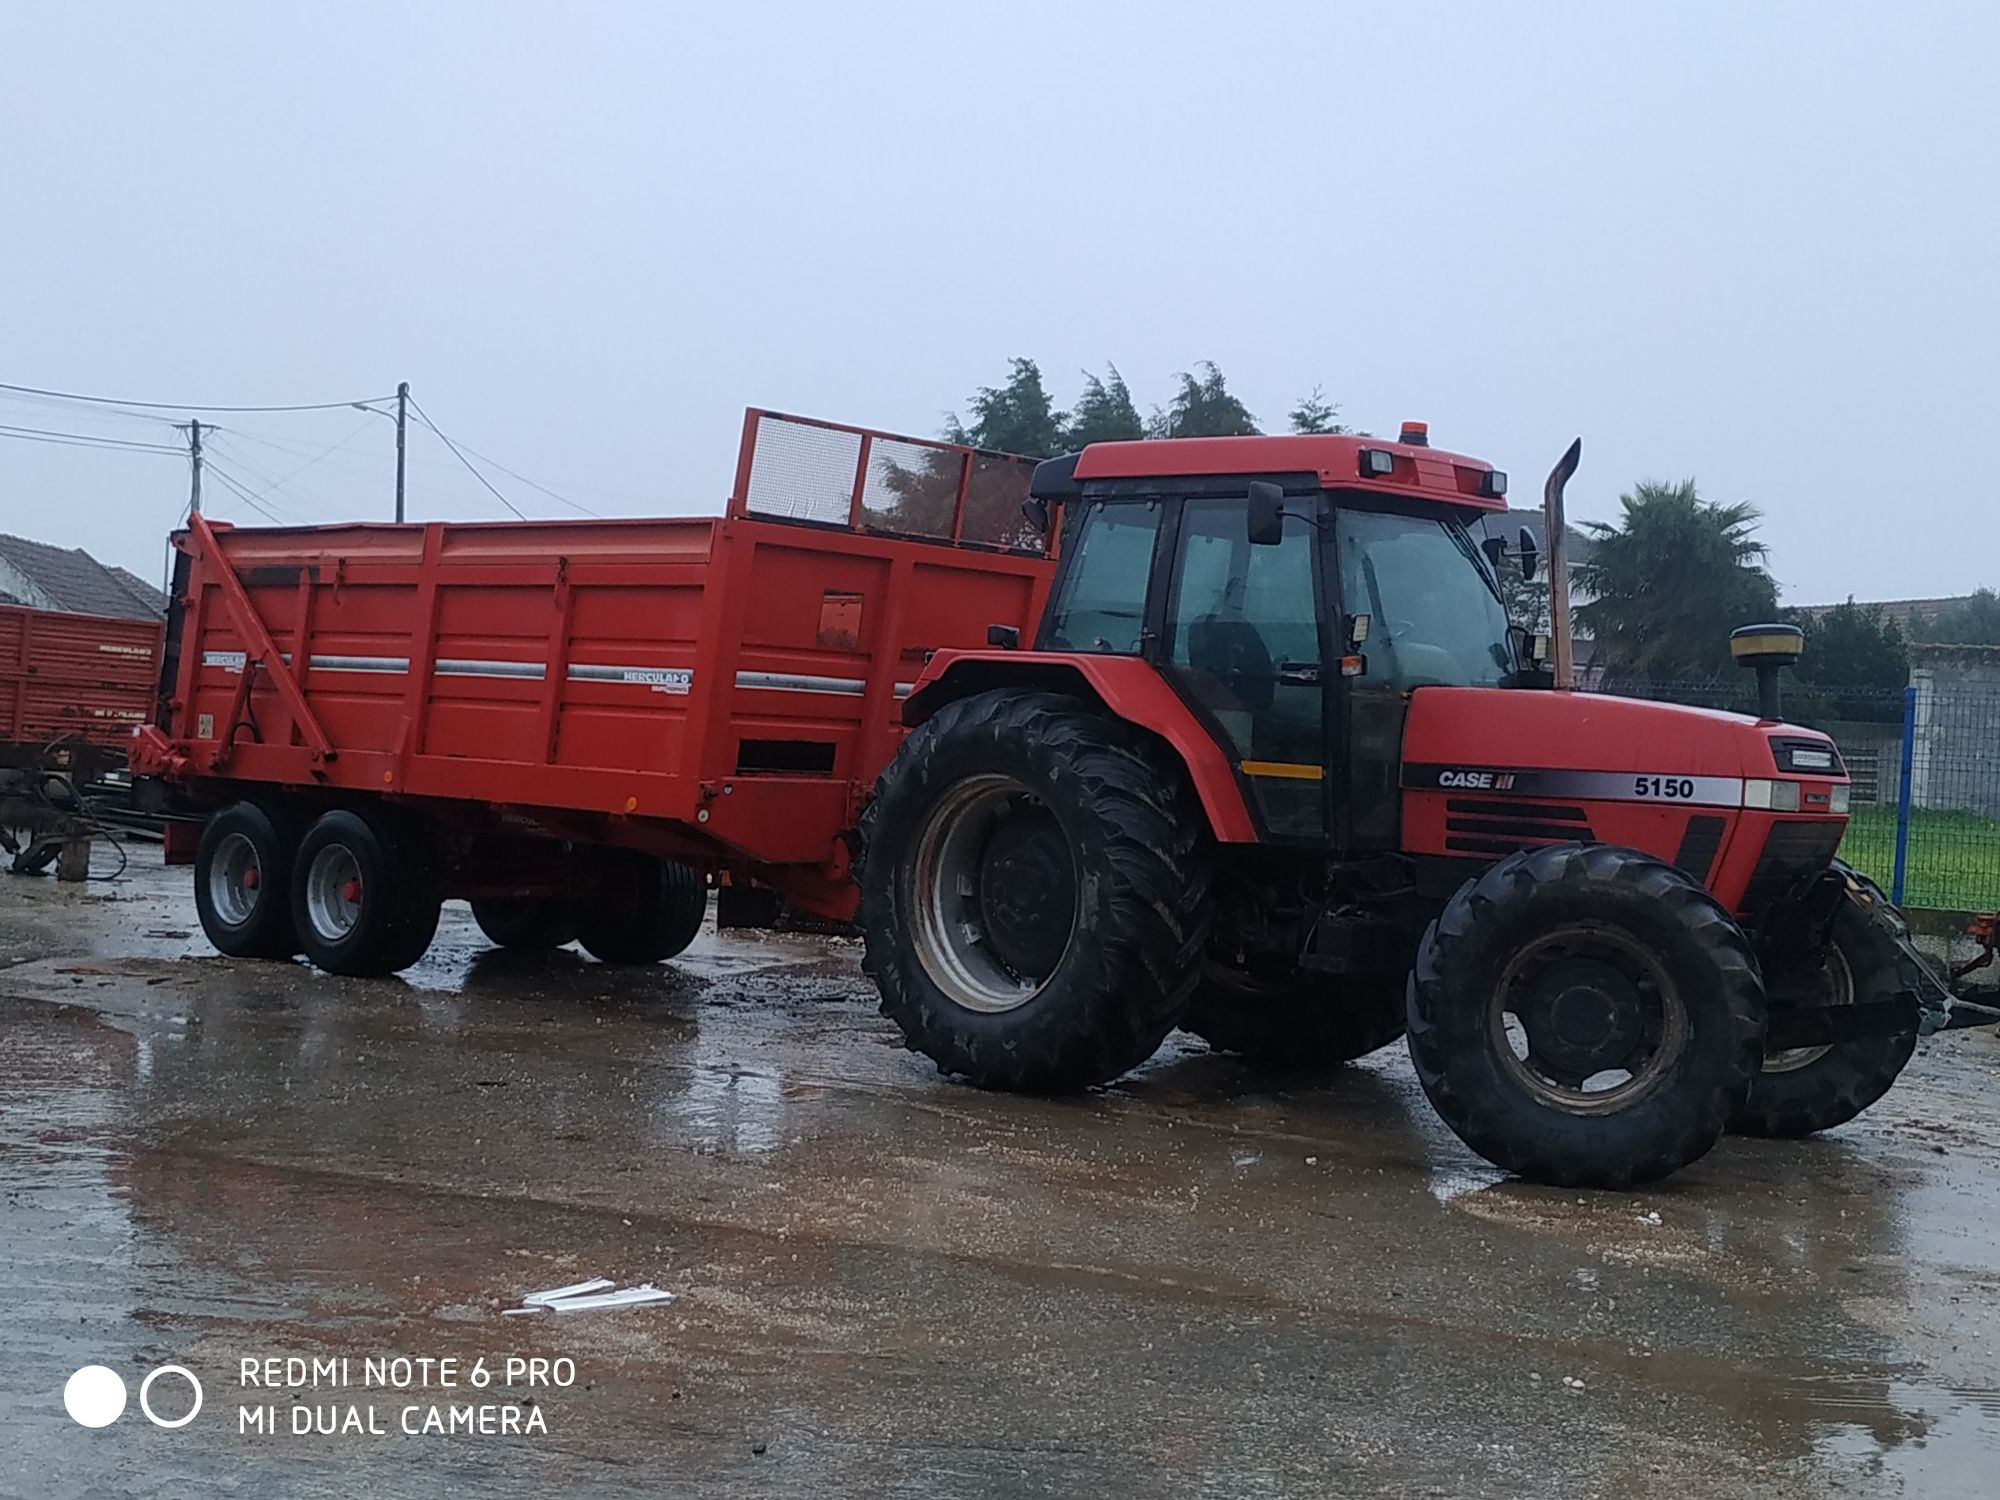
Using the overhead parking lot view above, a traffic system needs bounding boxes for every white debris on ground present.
[504,1278,675,1315]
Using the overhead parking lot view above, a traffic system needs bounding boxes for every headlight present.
[1770,737,1843,775]
[1743,778,1803,812]
[1830,783,1851,814]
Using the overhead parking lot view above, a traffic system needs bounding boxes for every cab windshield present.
[1337,508,1513,688]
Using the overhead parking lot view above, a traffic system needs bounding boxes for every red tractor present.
[858,427,1969,1187]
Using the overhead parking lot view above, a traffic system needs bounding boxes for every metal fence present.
[1589,676,2000,912]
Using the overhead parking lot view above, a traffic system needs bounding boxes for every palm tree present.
[1572,479,1778,684]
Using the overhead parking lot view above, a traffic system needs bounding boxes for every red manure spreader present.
[133,408,1990,1187]
[2,600,162,876]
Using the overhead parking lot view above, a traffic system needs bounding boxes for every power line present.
[0,422,185,455]
[437,438,601,518]
[202,463,290,525]
[0,379,396,415]
[209,417,376,509]
[405,396,527,520]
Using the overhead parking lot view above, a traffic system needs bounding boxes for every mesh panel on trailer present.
[741,416,863,525]
[859,437,961,540]
[961,453,1037,549]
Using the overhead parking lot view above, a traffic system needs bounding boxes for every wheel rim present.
[1489,923,1690,1115]
[1762,943,1854,1074]
[304,843,364,944]
[907,774,1078,1014]
[207,832,263,926]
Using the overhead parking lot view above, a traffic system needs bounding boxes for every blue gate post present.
[1892,683,1917,905]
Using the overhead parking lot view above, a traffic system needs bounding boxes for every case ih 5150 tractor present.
[137,408,1987,1190]
[861,427,1976,1189]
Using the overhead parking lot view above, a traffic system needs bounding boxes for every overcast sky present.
[2,2,1993,604]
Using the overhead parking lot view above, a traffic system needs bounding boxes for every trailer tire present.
[1408,842,1765,1189]
[1184,965,1407,1067]
[573,855,707,964]
[290,808,442,977]
[1731,862,1921,1138]
[858,689,1212,1092]
[193,800,305,959]
[471,897,576,951]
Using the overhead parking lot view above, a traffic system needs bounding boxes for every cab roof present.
[1036,432,1508,513]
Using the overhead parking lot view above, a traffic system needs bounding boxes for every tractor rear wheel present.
[1408,842,1765,1189]
[858,689,1212,1092]
[573,853,707,964]
[471,896,576,951]
[1184,964,1407,1067]
[1731,861,1921,1138]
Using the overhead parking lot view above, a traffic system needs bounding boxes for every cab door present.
[1161,496,1330,841]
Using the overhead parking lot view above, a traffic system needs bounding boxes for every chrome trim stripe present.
[434,657,543,680]
[312,654,412,674]
[735,670,867,696]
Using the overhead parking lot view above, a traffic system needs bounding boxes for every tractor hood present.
[1401,687,1846,806]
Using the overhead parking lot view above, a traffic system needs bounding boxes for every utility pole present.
[186,418,204,515]
[394,381,409,523]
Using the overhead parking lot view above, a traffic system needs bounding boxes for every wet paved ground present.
[3,857,2000,1498]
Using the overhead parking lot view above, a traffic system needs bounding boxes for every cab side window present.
[1044,501,1161,653]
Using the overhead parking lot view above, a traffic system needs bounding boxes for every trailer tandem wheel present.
[290,808,443,977]
[193,800,305,960]
[858,689,1213,1092]
[572,854,707,964]
[471,897,578,952]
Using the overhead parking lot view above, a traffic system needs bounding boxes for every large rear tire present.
[858,689,1212,1092]
[1408,842,1765,1189]
[193,800,304,960]
[572,854,707,964]
[1184,965,1407,1067]
[1731,861,1921,1138]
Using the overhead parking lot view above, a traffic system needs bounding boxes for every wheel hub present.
[1520,957,1646,1079]
[975,808,1076,979]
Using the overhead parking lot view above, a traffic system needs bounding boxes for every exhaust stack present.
[1542,438,1583,690]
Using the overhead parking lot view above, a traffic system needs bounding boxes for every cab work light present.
[1359,448,1395,478]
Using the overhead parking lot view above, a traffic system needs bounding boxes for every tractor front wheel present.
[858,690,1212,1092]
[1408,842,1765,1189]
[1183,964,1407,1068]
[1731,862,1921,1138]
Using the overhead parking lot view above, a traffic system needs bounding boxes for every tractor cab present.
[1024,425,1525,848]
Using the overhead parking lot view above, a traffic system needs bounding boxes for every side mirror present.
[1517,526,1539,582]
[987,623,1021,650]
[1020,497,1051,537]
[1246,481,1285,546]
[1481,535,1507,570]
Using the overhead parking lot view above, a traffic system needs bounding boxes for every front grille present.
[1674,814,1727,883]
[1443,798,1593,857]
[1740,820,1845,911]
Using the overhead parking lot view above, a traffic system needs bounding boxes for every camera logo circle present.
[139,1365,204,1428]
[65,1364,203,1428]
[63,1366,127,1428]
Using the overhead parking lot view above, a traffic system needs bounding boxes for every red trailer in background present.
[134,410,1050,960]
[1,600,163,875]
